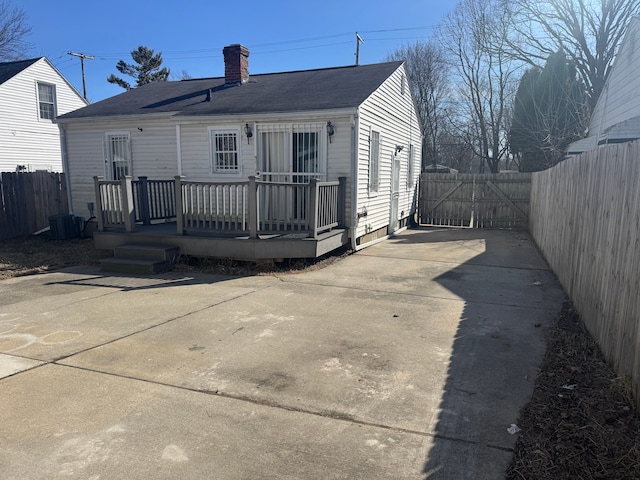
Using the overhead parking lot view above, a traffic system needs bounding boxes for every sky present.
[20,0,458,103]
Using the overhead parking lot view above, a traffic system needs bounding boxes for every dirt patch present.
[507,302,640,479]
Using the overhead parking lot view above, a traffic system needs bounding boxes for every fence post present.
[121,176,135,232]
[338,177,347,227]
[93,176,104,232]
[309,178,319,238]
[248,176,258,239]
[175,175,185,235]
[138,176,150,225]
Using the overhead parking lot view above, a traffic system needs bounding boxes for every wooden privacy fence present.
[530,142,640,406]
[418,173,532,229]
[0,172,69,241]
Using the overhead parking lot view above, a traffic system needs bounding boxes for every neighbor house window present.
[37,82,56,120]
[369,130,380,193]
[210,129,240,174]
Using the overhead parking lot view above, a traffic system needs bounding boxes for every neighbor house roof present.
[0,58,40,85]
[57,61,404,121]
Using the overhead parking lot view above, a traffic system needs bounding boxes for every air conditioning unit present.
[48,214,80,240]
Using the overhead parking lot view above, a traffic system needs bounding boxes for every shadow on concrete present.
[392,227,562,479]
[44,271,241,292]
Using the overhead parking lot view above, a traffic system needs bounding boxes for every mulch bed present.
[507,302,640,479]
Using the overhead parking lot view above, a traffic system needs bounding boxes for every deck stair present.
[100,243,179,274]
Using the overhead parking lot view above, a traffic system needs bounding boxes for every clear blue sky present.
[21,0,457,103]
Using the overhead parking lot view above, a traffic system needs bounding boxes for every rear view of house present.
[0,57,88,172]
[57,45,422,260]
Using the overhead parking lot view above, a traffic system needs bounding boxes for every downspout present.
[350,111,359,251]
[59,123,74,215]
[176,124,182,175]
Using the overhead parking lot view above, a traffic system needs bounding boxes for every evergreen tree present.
[509,52,587,172]
[107,45,170,90]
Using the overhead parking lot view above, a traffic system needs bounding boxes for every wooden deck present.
[93,222,349,261]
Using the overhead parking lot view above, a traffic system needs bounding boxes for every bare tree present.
[439,0,521,173]
[0,1,31,61]
[504,0,640,107]
[388,41,450,171]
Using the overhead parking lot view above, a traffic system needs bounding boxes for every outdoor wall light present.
[327,121,335,143]
[244,123,253,144]
[395,144,404,154]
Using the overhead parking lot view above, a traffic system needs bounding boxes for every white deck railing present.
[94,176,345,239]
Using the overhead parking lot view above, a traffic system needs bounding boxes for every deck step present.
[100,243,179,274]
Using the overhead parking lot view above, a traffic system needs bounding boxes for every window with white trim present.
[37,82,56,120]
[407,143,414,187]
[369,130,380,193]
[106,132,131,180]
[210,129,240,174]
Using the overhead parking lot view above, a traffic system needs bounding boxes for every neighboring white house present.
[0,57,88,172]
[567,16,640,155]
[56,44,422,252]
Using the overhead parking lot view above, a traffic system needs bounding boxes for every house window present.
[407,144,414,187]
[37,82,56,120]
[369,130,380,193]
[210,129,240,174]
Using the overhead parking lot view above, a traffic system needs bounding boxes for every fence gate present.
[418,173,532,229]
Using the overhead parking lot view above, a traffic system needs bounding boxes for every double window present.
[210,128,240,174]
[37,82,56,120]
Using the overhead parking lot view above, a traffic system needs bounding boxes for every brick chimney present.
[223,44,250,85]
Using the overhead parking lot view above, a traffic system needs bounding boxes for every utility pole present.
[355,32,364,66]
[67,51,94,100]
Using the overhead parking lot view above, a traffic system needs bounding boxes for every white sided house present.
[56,44,422,262]
[0,57,87,172]
[568,16,640,155]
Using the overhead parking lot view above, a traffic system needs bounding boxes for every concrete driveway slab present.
[0,353,44,379]
[0,270,277,361]
[1,228,566,479]
[0,365,428,480]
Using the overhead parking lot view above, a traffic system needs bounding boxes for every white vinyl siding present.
[0,58,87,172]
[209,128,240,174]
[64,119,178,216]
[355,64,422,244]
[369,130,380,193]
[406,143,414,188]
[37,82,56,120]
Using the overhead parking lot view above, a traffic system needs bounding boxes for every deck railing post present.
[338,176,347,227]
[121,176,135,232]
[248,176,258,239]
[309,178,319,238]
[93,176,104,232]
[175,175,185,235]
[138,176,150,225]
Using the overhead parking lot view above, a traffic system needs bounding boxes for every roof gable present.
[57,61,404,121]
[0,58,41,85]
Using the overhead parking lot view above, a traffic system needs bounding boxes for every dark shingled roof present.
[57,61,403,121]
[0,58,41,85]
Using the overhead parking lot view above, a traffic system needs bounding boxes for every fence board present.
[530,141,640,407]
[0,172,69,240]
